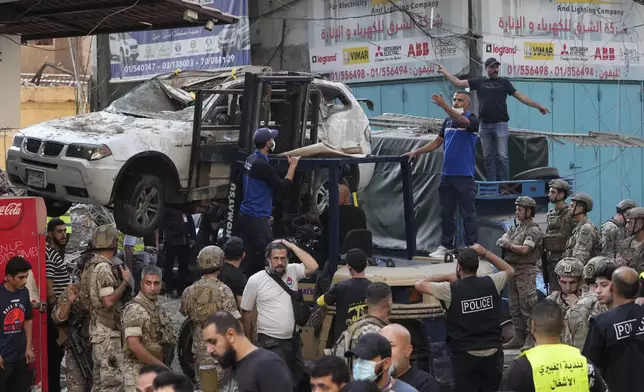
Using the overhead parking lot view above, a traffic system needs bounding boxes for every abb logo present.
[594,47,615,61]
[0,201,24,230]
[312,54,337,65]
[0,202,22,216]
[485,44,517,55]
[408,42,429,57]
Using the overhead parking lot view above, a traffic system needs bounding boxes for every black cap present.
[223,236,244,259]
[253,127,279,144]
[485,57,500,67]
[344,248,367,271]
[345,333,391,360]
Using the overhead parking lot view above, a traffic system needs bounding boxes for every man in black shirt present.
[0,257,35,392]
[195,201,225,255]
[500,300,606,392]
[162,208,196,296]
[317,183,367,258]
[582,266,644,392]
[221,236,248,308]
[439,58,549,181]
[379,324,440,392]
[310,355,351,392]
[202,310,293,392]
[317,248,371,340]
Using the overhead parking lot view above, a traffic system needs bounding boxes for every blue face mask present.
[353,358,381,382]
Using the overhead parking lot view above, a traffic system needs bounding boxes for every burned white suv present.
[5,67,374,236]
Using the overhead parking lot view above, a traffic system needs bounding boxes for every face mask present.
[353,358,379,382]
[270,140,276,152]
[453,107,464,115]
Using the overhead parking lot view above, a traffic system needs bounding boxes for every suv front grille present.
[25,138,42,153]
[42,142,65,157]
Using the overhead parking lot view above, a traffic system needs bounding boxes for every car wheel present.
[178,318,196,381]
[501,319,514,344]
[43,198,72,217]
[512,167,560,180]
[308,166,359,217]
[114,174,165,237]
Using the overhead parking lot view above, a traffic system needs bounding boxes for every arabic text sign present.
[109,0,250,82]
[481,0,644,80]
[308,0,469,82]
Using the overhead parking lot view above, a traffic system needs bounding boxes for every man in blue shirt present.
[404,91,479,259]
[238,127,299,276]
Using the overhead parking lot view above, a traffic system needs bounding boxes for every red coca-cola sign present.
[0,200,24,230]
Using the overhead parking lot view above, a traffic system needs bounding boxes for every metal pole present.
[327,165,341,273]
[401,160,416,259]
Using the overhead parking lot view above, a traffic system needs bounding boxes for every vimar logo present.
[524,42,554,60]
[312,54,337,65]
[343,47,369,65]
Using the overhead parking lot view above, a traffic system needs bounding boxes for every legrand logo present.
[343,47,369,65]
[312,54,337,65]
[524,42,554,60]
[485,44,518,55]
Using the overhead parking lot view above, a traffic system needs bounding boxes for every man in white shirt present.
[241,239,319,389]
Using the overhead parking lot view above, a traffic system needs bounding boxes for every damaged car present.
[5,66,374,236]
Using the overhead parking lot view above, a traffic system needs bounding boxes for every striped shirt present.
[45,245,70,297]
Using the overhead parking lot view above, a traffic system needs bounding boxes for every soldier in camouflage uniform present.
[52,284,92,392]
[562,256,613,350]
[546,257,584,314]
[331,282,392,363]
[180,246,241,392]
[498,197,543,351]
[600,199,637,258]
[122,265,176,392]
[564,192,601,265]
[543,179,575,293]
[80,225,132,392]
[616,207,644,272]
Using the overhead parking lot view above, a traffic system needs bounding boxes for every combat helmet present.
[616,199,637,214]
[570,192,593,212]
[91,224,118,250]
[549,179,571,194]
[554,257,584,278]
[198,245,225,271]
[515,196,537,208]
[627,207,644,220]
[582,256,614,282]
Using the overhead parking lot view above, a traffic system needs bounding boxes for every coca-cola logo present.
[0,201,24,230]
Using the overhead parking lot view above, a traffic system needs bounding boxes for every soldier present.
[546,257,584,314]
[616,207,644,272]
[601,199,637,258]
[80,224,132,392]
[542,179,575,293]
[562,256,613,350]
[331,282,392,362]
[180,246,241,392]
[122,265,176,392]
[564,192,601,265]
[498,196,543,351]
[52,284,92,392]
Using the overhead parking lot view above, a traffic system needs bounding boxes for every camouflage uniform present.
[331,315,388,361]
[543,179,575,293]
[564,193,601,265]
[601,200,637,258]
[52,287,92,392]
[122,292,176,392]
[500,197,543,350]
[545,258,584,315]
[82,225,128,392]
[616,207,644,272]
[180,246,241,392]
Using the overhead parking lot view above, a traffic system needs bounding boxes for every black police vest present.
[445,275,502,352]
[588,303,644,391]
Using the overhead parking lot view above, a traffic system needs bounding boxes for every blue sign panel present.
[109,0,250,82]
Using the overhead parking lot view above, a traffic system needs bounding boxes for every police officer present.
[583,266,643,392]
[616,206,644,271]
[237,127,300,277]
[122,266,175,392]
[497,196,543,351]
[562,256,613,350]
[564,192,601,264]
[601,199,637,258]
[180,246,241,392]
[80,225,132,392]
[543,179,575,293]
[415,244,514,392]
[546,257,584,315]
[501,300,606,392]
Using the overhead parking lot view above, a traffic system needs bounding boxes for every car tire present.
[43,198,72,217]
[114,173,165,237]
[308,166,359,217]
[178,318,195,381]
[512,167,560,180]
[501,319,514,344]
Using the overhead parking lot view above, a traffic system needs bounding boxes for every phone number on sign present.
[507,64,595,78]
[329,65,432,81]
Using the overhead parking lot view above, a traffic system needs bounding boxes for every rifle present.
[542,249,550,293]
[63,313,93,392]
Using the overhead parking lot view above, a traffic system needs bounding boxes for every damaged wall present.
[249,0,310,72]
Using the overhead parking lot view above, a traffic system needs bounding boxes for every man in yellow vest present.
[500,299,606,392]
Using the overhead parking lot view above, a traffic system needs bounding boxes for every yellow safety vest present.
[118,232,145,252]
[522,344,589,392]
[47,213,72,234]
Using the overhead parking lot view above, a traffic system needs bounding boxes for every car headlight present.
[66,144,113,161]
[12,132,25,147]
